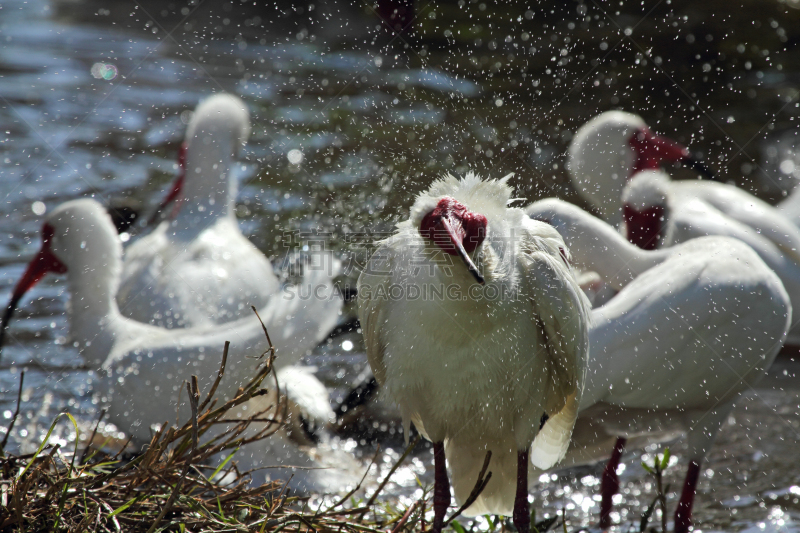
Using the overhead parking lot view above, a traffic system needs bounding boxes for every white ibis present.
[566,110,714,224]
[526,198,791,532]
[358,173,592,533]
[627,167,800,258]
[118,93,341,429]
[569,112,800,264]
[0,199,346,491]
[118,93,283,329]
[622,170,800,345]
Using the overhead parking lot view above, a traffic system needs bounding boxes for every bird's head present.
[621,170,670,250]
[1,222,67,346]
[149,93,250,224]
[567,111,715,218]
[0,199,120,354]
[417,196,488,285]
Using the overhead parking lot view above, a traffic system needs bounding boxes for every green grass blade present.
[64,412,80,473]
[16,413,64,481]
[534,515,558,532]
[108,495,144,518]
[639,494,659,533]
[209,447,239,481]
[53,482,69,530]
[660,448,671,471]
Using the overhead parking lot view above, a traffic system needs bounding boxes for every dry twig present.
[0,371,24,453]
[0,316,426,533]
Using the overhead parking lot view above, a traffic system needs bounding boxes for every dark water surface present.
[1,0,800,530]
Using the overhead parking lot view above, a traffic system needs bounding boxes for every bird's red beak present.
[629,127,716,179]
[420,197,487,285]
[147,142,188,225]
[0,223,67,355]
[628,128,689,173]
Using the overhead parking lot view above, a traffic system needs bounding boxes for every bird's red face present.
[1,222,68,351]
[628,127,690,176]
[623,203,665,250]
[420,197,487,285]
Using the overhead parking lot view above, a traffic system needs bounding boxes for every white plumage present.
[622,170,800,344]
[358,173,591,524]
[526,198,791,531]
[567,111,709,226]
[4,199,349,493]
[116,94,340,448]
[779,185,800,227]
[567,111,647,223]
[118,93,282,328]
[568,112,800,261]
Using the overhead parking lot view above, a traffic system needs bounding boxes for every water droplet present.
[287,149,304,165]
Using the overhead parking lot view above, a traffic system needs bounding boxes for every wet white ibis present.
[118,93,283,328]
[358,173,592,533]
[622,170,800,344]
[0,199,347,491]
[526,198,791,532]
[623,166,800,257]
[117,93,340,431]
[567,110,714,224]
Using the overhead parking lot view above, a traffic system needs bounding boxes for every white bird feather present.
[359,173,591,516]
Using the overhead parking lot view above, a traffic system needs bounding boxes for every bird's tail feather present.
[530,392,579,469]
[445,393,580,517]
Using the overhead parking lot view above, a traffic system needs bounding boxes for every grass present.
[0,312,428,532]
[0,311,695,533]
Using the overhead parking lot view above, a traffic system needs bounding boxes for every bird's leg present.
[674,459,701,533]
[432,442,450,533]
[513,449,531,533]
[599,437,627,529]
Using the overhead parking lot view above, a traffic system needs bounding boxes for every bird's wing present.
[669,199,791,268]
[356,239,398,387]
[182,220,281,301]
[519,220,592,469]
[677,182,800,264]
[586,236,788,410]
